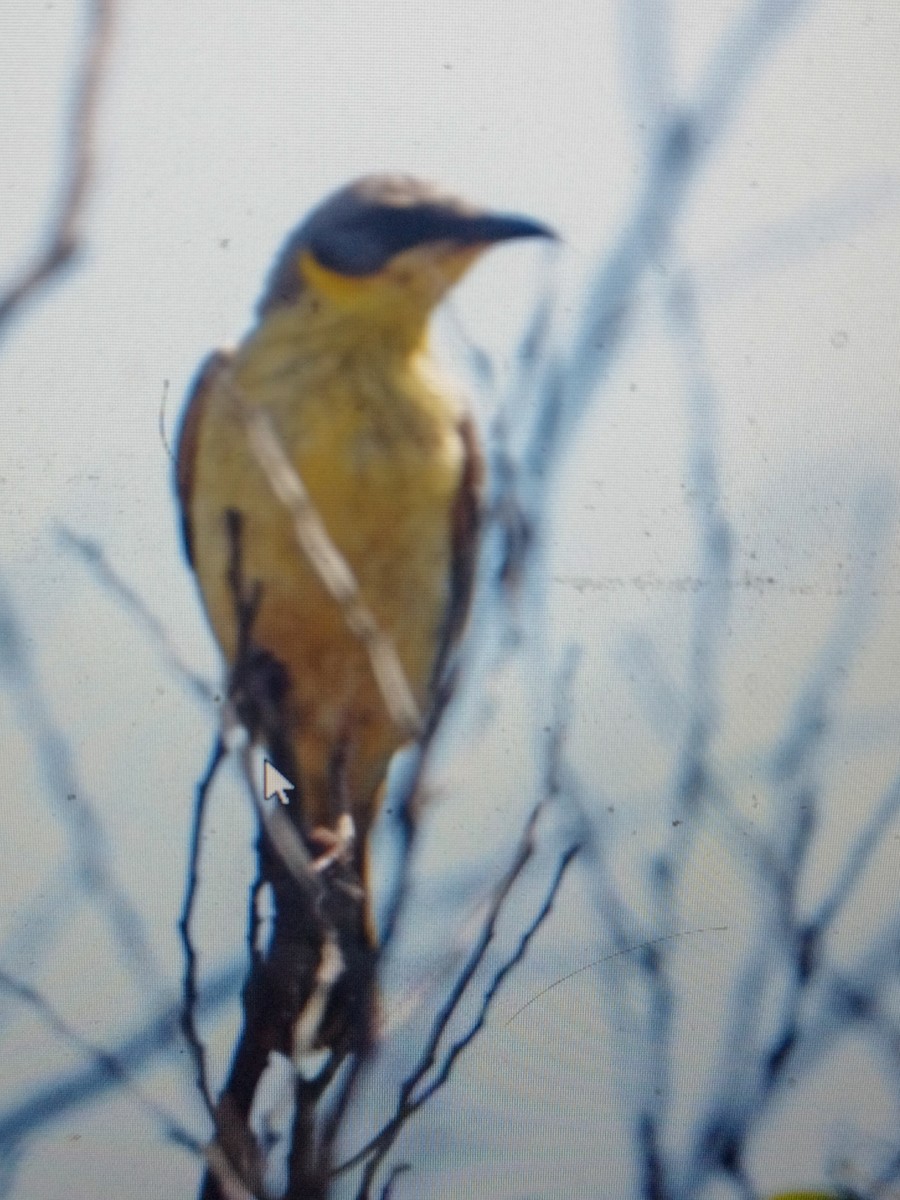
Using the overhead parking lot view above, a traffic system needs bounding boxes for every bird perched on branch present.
[176,174,553,863]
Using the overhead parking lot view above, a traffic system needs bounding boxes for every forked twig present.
[335,799,580,1192]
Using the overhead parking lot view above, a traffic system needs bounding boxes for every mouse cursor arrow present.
[263,760,295,806]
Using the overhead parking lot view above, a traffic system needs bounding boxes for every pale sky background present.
[0,2,899,1198]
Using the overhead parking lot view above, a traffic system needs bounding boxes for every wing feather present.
[428,415,483,706]
[174,349,232,566]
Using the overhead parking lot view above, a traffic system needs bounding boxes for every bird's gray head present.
[258,174,554,316]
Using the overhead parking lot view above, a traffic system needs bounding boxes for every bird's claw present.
[309,813,356,871]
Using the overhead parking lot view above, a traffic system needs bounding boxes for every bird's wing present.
[174,349,233,566]
[428,414,484,708]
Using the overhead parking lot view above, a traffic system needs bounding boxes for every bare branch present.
[811,769,900,934]
[0,968,207,1161]
[192,511,378,1199]
[0,0,116,336]
[343,828,580,1196]
[178,737,227,1123]
[0,576,164,992]
[57,525,217,706]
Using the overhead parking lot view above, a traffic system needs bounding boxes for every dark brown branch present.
[179,736,227,1123]
[196,510,377,1200]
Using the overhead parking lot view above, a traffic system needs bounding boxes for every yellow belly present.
[189,330,464,835]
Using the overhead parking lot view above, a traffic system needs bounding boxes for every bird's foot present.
[308,813,356,871]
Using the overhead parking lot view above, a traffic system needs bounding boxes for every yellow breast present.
[188,309,465,831]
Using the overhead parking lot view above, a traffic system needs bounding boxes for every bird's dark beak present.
[452,211,557,249]
[413,210,555,295]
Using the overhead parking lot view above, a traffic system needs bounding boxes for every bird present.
[175,174,553,869]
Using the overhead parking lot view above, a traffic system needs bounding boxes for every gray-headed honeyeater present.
[176,175,553,862]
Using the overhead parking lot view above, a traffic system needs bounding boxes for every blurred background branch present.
[0,0,114,337]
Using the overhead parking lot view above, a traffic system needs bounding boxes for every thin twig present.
[811,768,900,934]
[378,1162,411,1200]
[231,717,320,897]
[0,0,116,335]
[0,960,246,1151]
[0,969,203,1159]
[335,800,553,1175]
[178,735,226,1122]
[347,835,580,1197]
[0,577,164,991]
[57,526,216,705]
